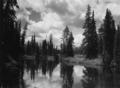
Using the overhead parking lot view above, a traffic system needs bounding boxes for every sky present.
[17,0,120,47]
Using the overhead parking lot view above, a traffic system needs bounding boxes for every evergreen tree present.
[67,32,74,57]
[82,5,92,57]
[42,40,48,55]
[61,26,74,57]
[21,23,28,55]
[61,27,74,88]
[0,0,23,87]
[25,34,39,55]
[102,9,116,66]
[48,34,54,56]
[31,34,36,55]
[83,5,91,29]
[26,41,31,55]
[62,26,70,55]
[89,11,98,58]
[113,25,120,67]
[82,5,98,59]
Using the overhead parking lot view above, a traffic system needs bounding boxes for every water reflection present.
[98,67,120,88]
[82,67,99,88]
[81,66,120,88]
[24,61,120,88]
[61,63,73,88]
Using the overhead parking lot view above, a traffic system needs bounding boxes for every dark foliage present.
[102,9,116,66]
[0,0,26,88]
[61,26,74,57]
[81,5,98,59]
[61,63,73,88]
[82,67,98,88]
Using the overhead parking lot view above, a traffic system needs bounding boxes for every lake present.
[24,63,120,88]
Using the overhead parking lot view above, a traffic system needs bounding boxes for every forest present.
[0,0,120,88]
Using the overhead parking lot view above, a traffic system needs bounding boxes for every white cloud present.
[74,34,84,47]
[18,0,120,47]
[106,3,120,16]
[18,0,46,12]
[26,12,64,46]
[28,12,63,33]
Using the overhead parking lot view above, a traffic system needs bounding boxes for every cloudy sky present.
[17,0,120,47]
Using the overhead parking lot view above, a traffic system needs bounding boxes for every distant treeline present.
[25,34,59,56]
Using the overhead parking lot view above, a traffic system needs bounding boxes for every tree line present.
[24,33,59,80]
[80,5,120,68]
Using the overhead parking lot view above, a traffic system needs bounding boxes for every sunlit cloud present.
[17,0,120,47]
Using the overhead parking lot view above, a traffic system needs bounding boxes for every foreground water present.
[24,64,120,88]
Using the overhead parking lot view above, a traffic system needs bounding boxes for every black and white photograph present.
[0,0,120,88]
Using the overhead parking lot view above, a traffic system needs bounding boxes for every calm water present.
[24,63,120,88]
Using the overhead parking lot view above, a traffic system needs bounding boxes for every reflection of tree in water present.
[47,55,59,77]
[100,67,120,88]
[82,67,120,88]
[61,63,73,88]
[41,56,47,76]
[41,55,59,77]
[113,70,120,88]
[24,54,59,81]
[82,67,98,88]
[101,68,114,88]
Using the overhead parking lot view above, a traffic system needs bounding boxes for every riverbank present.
[63,55,103,68]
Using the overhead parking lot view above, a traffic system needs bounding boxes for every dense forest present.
[80,5,119,68]
[0,0,120,88]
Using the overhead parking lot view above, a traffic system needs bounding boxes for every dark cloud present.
[29,10,41,22]
[25,8,42,22]
[69,17,84,28]
[104,1,112,4]
[46,1,74,16]
[62,15,84,28]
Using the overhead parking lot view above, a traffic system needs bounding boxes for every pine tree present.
[83,5,91,29]
[102,9,116,66]
[0,0,22,87]
[42,40,48,55]
[48,34,54,56]
[82,5,98,59]
[89,11,98,58]
[30,34,37,55]
[61,27,74,87]
[82,5,92,58]
[61,26,74,57]
[21,23,28,55]
[62,26,70,56]
[67,32,74,57]
[114,25,120,67]
[26,41,31,55]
